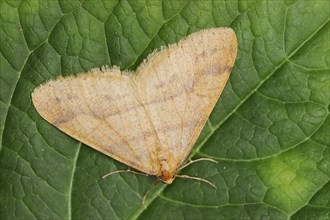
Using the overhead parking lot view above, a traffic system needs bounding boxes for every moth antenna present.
[142,179,160,208]
[102,168,148,179]
[175,174,217,189]
[179,157,218,170]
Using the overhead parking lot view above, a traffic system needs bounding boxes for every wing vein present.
[80,79,141,160]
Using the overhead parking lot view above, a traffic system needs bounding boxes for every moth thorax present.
[159,155,175,184]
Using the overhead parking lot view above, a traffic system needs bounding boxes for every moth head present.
[159,170,175,184]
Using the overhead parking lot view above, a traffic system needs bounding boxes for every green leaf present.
[1,0,329,219]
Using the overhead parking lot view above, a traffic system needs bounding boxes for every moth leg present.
[142,179,160,208]
[175,174,217,189]
[102,168,148,179]
[179,157,218,170]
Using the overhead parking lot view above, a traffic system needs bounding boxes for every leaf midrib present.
[68,143,81,220]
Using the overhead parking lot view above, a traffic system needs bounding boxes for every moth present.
[32,27,237,204]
